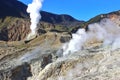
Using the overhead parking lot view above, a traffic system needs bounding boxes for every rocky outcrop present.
[60,34,71,43]
[0,62,32,80]
[73,10,120,33]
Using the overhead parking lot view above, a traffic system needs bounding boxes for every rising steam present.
[63,18,120,56]
[27,0,43,40]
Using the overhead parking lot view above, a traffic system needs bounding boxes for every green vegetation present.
[54,25,68,32]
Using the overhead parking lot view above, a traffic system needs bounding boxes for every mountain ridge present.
[0,0,83,26]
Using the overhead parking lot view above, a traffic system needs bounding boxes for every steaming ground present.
[62,18,120,56]
[56,49,120,80]
[35,45,120,80]
[19,47,42,62]
[1,39,120,80]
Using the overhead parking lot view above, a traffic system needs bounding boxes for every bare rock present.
[36,47,120,80]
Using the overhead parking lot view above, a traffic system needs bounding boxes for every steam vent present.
[0,0,120,80]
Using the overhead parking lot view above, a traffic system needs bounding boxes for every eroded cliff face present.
[0,18,30,41]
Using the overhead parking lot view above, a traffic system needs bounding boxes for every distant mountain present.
[40,11,84,27]
[0,0,83,27]
[0,0,28,18]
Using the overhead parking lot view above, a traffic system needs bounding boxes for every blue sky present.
[19,0,120,21]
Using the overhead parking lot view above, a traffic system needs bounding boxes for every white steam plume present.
[27,0,43,39]
[63,18,120,56]
[63,29,87,56]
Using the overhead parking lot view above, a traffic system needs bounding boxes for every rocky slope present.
[0,17,30,41]
[72,10,120,32]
